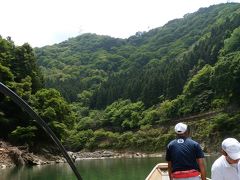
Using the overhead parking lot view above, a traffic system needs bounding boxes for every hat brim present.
[228,152,240,160]
[176,131,185,134]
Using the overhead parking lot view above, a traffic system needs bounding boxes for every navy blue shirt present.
[166,137,204,172]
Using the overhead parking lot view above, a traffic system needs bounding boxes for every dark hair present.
[186,125,190,134]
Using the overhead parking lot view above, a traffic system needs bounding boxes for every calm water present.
[1,155,218,180]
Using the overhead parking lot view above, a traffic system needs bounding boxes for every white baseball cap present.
[222,138,240,160]
[174,122,187,134]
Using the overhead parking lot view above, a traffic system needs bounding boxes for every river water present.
[1,155,218,180]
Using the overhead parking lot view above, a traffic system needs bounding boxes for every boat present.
[145,163,169,180]
[145,163,212,180]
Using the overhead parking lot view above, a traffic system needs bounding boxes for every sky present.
[1,0,240,47]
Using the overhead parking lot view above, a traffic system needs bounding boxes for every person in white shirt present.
[211,138,240,180]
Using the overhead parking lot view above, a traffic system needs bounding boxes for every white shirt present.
[211,155,240,180]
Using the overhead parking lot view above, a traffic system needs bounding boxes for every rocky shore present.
[0,141,66,169]
[0,141,163,169]
[68,150,163,161]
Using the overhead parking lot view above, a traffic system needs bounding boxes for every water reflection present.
[0,155,219,180]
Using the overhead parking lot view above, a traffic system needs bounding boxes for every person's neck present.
[177,135,188,139]
[225,156,239,164]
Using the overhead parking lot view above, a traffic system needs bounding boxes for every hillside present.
[35,3,240,108]
[0,3,240,153]
[33,3,240,152]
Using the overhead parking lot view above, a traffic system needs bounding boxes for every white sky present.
[1,0,240,47]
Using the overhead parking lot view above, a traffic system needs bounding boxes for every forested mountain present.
[35,34,126,102]
[33,3,240,151]
[1,3,240,152]
[35,3,240,109]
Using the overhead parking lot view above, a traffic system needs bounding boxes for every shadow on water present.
[0,155,219,180]
[1,164,76,180]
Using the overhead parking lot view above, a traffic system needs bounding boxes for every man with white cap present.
[211,138,240,180]
[166,122,206,180]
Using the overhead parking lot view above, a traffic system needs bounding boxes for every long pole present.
[0,82,82,180]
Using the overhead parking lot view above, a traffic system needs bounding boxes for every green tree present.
[30,88,76,139]
[103,99,144,131]
[223,27,240,54]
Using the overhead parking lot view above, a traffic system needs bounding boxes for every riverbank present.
[0,141,66,169]
[0,140,219,169]
[68,150,163,161]
[0,140,164,169]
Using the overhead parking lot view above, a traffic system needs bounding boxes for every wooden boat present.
[146,163,212,180]
[145,163,169,180]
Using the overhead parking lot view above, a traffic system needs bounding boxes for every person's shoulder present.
[212,156,225,169]
[186,138,199,145]
[167,139,177,147]
[211,156,225,179]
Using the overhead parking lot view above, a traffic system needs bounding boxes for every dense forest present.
[1,3,240,152]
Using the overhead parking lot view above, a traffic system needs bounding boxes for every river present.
[1,155,218,180]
